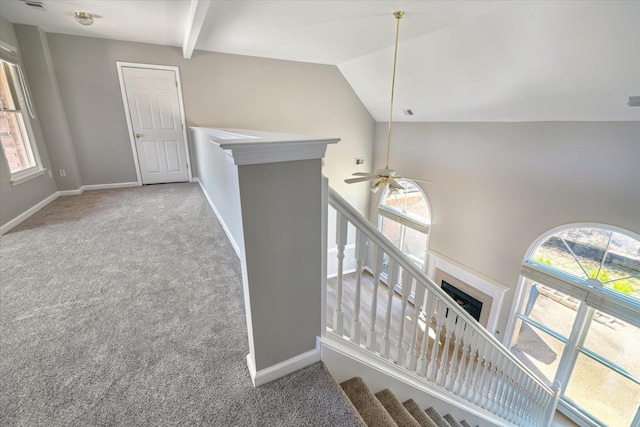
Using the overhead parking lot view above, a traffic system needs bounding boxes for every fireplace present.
[427,256,507,334]
[441,280,483,322]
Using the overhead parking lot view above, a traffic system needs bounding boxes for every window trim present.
[0,47,43,184]
[505,223,640,427]
[377,179,431,270]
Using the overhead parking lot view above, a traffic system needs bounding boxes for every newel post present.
[211,129,339,386]
[545,380,562,427]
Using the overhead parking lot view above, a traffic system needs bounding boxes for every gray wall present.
[44,33,375,213]
[15,25,82,191]
[0,17,57,228]
[238,159,323,371]
[369,121,640,337]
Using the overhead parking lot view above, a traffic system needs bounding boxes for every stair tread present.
[402,399,439,427]
[374,389,421,427]
[341,378,398,427]
[459,421,473,427]
[444,413,464,427]
[425,407,452,427]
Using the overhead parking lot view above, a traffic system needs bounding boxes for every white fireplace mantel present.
[426,251,509,336]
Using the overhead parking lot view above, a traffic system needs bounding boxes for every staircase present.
[341,377,478,427]
[322,186,562,427]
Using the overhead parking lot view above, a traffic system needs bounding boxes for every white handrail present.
[327,187,558,426]
[330,188,551,390]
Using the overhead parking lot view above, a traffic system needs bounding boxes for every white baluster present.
[382,259,399,359]
[395,270,412,366]
[503,364,518,423]
[479,345,497,409]
[332,213,348,335]
[496,356,511,417]
[453,322,473,395]
[436,305,456,387]
[486,351,502,413]
[530,380,543,424]
[445,316,465,391]
[512,369,527,421]
[367,245,384,352]
[406,283,425,371]
[427,300,447,381]
[462,330,480,401]
[471,339,489,405]
[350,229,367,344]
[495,353,509,415]
[417,290,436,376]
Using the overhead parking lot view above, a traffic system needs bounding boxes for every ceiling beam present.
[183,0,211,59]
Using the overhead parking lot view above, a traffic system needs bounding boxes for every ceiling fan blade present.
[345,176,376,184]
[351,172,377,177]
[370,179,385,193]
[388,178,405,190]
[394,172,433,184]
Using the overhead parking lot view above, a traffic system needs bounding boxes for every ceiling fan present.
[345,11,432,193]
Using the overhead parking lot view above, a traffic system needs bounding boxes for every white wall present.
[368,121,640,337]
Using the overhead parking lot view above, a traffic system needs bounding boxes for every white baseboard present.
[1,181,142,235]
[247,346,321,387]
[82,182,140,191]
[193,177,242,259]
[57,189,83,196]
[0,192,59,235]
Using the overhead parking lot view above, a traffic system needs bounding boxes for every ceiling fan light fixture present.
[74,11,94,26]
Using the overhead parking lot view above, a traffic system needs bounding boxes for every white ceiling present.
[1,0,639,122]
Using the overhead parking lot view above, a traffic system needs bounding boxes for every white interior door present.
[122,67,189,184]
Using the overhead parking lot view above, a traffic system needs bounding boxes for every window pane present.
[565,353,640,427]
[1,61,35,174]
[519,282,578,339]
[0,111,33,173]
[380,217,401,248]
[601,232,640,300]
[510,321,565,384]
[532,234,586,279]
[583,312,640,379]
[402,226,427,265]
[381,181,429,223]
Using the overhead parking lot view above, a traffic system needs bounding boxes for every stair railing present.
[325,187,560,427]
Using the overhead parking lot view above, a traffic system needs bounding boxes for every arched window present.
[378,180,431,270]
[505,224,640,427]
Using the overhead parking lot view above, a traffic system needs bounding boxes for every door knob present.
[135,133,142,138]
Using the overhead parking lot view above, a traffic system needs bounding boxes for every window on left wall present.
[0,53,43,184]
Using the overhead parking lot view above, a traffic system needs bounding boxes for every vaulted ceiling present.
[1,0,639,122]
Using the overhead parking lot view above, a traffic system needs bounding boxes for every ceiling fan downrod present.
[385,10,404,170]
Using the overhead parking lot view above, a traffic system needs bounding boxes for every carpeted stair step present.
[341,377,398,427]
[374,389,421,427]
[444,413,465,427]
[425,407,453,427]
[459,420,473,427]
[402,399,439,427]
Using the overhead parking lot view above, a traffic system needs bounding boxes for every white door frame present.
[116,61,193,185]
